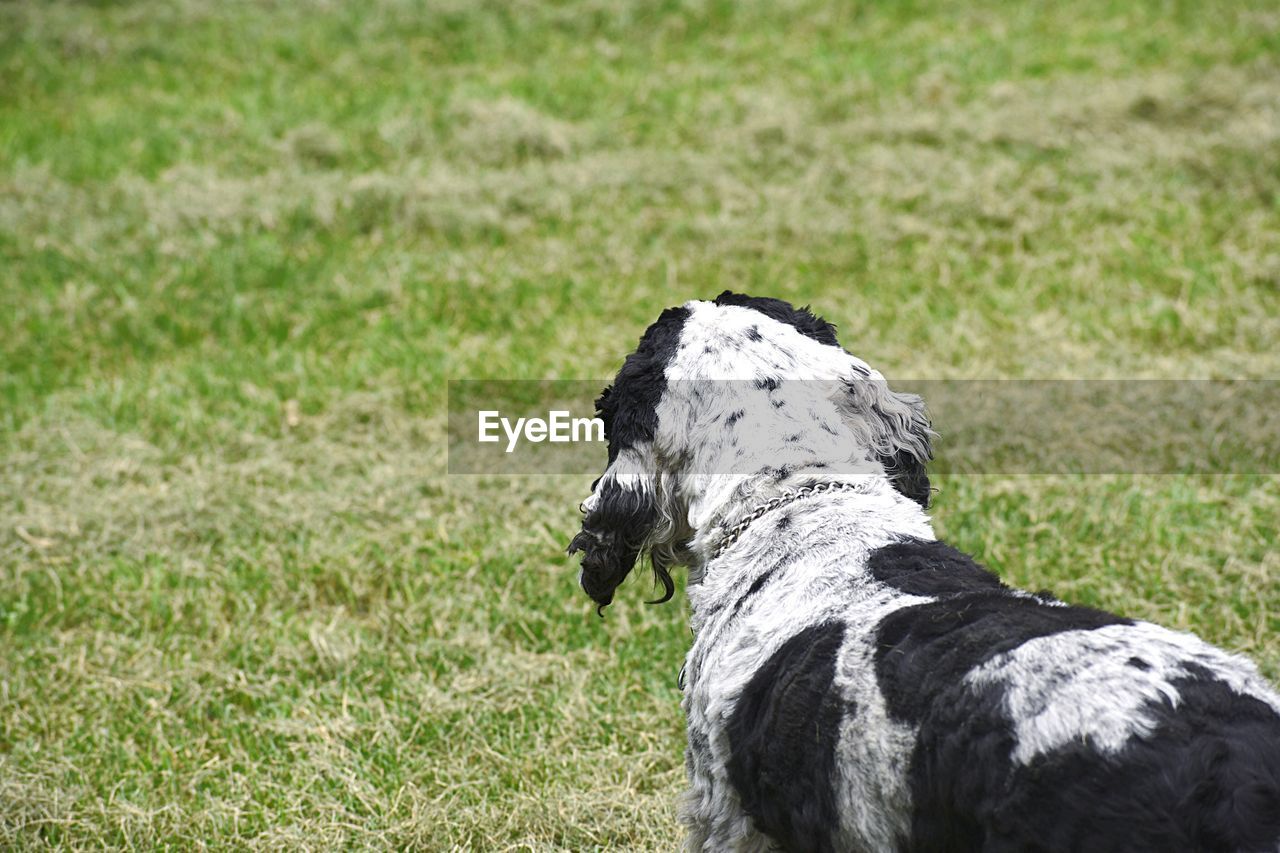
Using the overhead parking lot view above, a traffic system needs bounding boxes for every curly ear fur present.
[837,373,934,508]
[568,446,684,612]
[569,470,661,611]
[569,306,692,611]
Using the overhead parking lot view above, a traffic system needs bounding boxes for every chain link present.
[709,480,867,560]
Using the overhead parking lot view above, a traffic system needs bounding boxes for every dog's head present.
[568,291,933,610]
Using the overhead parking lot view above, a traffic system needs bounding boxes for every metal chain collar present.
[680,480,871,691]
[709,480,869,561]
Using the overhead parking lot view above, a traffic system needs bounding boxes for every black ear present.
[570,306,691,610]
[568,474,662,612]
[878,446,932,509]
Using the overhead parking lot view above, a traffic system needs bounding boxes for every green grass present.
[2,0,1278,847]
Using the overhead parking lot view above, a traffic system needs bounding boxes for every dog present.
[568,292,1280,852]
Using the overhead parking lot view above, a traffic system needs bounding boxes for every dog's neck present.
[679,462,933,633]
[679,456,890,569]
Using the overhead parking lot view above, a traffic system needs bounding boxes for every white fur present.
[969,622,1280,765]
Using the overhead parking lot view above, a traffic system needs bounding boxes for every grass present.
[2,0,1278,847]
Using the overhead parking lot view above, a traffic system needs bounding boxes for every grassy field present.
[2,0,1279,848]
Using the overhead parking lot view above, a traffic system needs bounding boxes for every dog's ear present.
[568,445,672,612]
[836,366,934,508]
[569,306,691,611]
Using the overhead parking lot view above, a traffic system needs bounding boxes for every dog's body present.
[570,293,1280,852]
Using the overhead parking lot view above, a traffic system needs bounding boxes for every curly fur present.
[569,293,1280,852]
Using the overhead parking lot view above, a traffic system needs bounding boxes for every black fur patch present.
[908,667,1280,851]
[867,538,1006,597]
[874,589,1131,723]
[595,305,690,462]
[713,290,841,347]
[878,448,931,509]
[904,677,1018,851]
[727,621,846,853]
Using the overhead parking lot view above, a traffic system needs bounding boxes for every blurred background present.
[2,0,1278,847]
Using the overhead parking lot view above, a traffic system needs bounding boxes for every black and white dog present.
[569,292,1280,852]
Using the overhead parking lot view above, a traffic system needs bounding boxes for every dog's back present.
[873,541,1280,853]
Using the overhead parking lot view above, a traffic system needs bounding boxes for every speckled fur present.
[569,293,1280,853]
